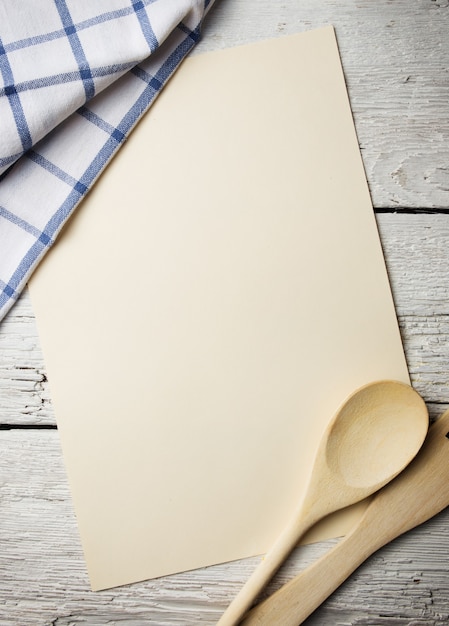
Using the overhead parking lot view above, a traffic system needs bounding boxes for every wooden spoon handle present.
[217,513,315,625]
[243,410,449,626]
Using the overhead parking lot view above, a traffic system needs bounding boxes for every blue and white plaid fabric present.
[0,0,215,323]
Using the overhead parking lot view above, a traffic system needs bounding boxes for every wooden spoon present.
[242,407,449,626]
[217,380,428,626]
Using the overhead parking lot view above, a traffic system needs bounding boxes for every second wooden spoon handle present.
[240,523,372,626]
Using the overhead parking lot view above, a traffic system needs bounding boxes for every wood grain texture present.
[1,0,449,624]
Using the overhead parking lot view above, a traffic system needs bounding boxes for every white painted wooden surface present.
[1,1,449,624]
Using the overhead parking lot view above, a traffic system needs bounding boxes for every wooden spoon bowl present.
[325,380,429,492]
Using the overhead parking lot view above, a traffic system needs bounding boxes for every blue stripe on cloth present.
[0,151,25,169]
[131,27,200,94]
[131,0,159,52]
[0,279,17,300]
[27,151,88,196]
[131,65,162,90]
[0,37,33,152]
[0,62,136,97]
[55,0,95,100]
[0,233,53,309]
[177,21,202,43]
[0,205,48,240]
[2,4,149,53]
[78,107,126,144]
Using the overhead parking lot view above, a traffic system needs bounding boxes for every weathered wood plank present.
[0,294,53,426]
[377,214,449,412]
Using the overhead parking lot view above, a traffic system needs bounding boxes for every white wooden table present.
[1,1,449,624]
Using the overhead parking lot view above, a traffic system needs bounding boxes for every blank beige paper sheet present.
[29,26,409,591]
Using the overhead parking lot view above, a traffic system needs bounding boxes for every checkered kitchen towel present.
[0,0,215,323]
